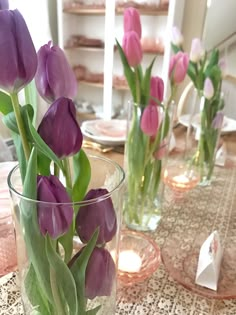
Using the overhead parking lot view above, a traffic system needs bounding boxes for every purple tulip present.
[212,111,224,129]
[35,41,77,103]
[0,0,9,10]
[38,97,82,159]
[169,51,189,84]
[76,188,117,245]
[0,9,37,93]
[203,77,214,100]
[69,247,115,300]
[123,7,142,39]
[150,76,164,105]
[190,38,205,63]
[37,175,73,239]
[122,31,142,68]
[140,104,159,136]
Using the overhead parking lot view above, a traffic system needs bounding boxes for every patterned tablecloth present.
[1,166,236,315]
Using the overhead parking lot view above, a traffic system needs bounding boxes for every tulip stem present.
[10,93,31,161]
[63,158,72,190]
[50,266,66,315]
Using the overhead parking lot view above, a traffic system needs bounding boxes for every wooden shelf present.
[63,7,106,15]
[79,80,104,88]
[116,6,168,16]
[79,80,129,91]
[65,46,104,52]
[66,45,164,55]
[63,6,168,16]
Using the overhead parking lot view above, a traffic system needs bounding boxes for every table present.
[1,130,236,315]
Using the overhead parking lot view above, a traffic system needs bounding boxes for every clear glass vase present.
[191,94,224,186]
[8,155,125,315]
[123,100,174,232]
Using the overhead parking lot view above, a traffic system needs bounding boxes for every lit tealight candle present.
[118,250,142,273]
[172,174,189,188]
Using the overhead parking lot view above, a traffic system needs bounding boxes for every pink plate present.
[161,232,236,299]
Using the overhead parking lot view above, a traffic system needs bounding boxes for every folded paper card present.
[195,231,223,291]
[215,144,227,167]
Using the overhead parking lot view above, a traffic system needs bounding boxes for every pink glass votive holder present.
[0,198,17,276]
[118,230,161,286]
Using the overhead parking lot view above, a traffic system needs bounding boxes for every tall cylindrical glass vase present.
[8,155,125,315]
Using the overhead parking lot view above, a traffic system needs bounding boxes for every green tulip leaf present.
[2,104,34,138]
[12,132,27,181]
[24,79,38,127]
[115,39,136,101]
[37,151,51,176]
[21,147,53,302]
[59,224,74,264]
[45,236,78,315]
[86,306,101,315]
[72,149,91,204]
[171,43,181,54]
[25,264,53,315]
[26,114,64,171]
[142,57,156,105]
[206,49,219,69]
[70,229,99,314]
[0,90,13,114]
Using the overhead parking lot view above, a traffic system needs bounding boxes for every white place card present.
[195,231,223,291]
[215,144,227,167]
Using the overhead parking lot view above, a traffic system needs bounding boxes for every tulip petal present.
[37,175,73,239]
[122,31,142,68]
[38,97,83,158]
[140,104,159,136]
[150,76,164,105]
[123,7,142,39]
[76,188,117,245]
[47,45,77,100]
[0,9,37,92]
[35,42,54,102]
[35,42,77,103]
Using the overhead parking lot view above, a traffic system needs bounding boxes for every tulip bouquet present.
[0,8,123,315]
[116,8,189,230]
[172,27,224,184]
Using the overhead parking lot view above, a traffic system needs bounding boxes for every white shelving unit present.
[57,0,185,119]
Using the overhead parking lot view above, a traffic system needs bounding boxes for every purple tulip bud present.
[212,111,224,129]
[76,188,117,245]
[122,31,142,68]
[150,76,164,105]
[190,38,205,63]
[35,41,77,103]
[169,51,189,84]
[171,26,183,46]
[140,104,159,136]
[69,247,115,300]
[0,0,9,10]
[38,97,83,158]
[37,175,73,239]
[0,9,37,93]
[123,7,142,39]
[203,77,214,100]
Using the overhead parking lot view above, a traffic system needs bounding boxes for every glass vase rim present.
[7,154,125,206]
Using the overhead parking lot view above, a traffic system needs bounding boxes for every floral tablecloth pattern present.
[1,166,236,315]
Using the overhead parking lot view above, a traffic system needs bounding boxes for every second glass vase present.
[123,100,174,232]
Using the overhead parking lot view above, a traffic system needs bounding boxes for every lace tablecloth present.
[1,166,236,314]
